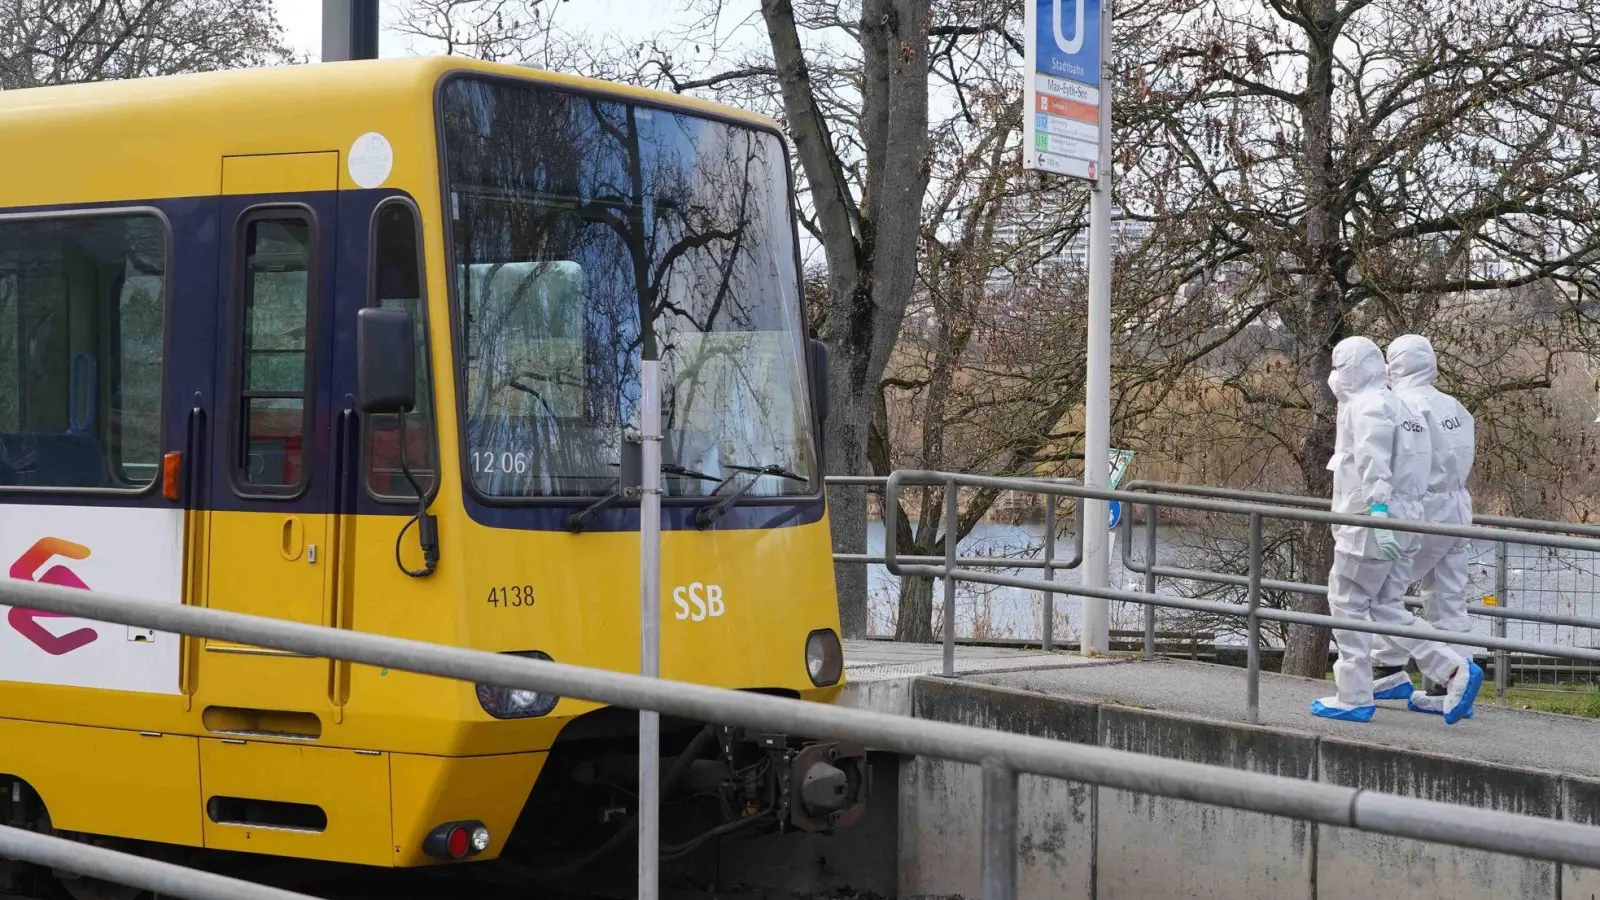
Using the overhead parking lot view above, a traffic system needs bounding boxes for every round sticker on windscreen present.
[348,132,393,189]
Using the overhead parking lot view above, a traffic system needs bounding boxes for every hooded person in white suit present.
[1312,336,1483,725]
[1369,334,1480,715]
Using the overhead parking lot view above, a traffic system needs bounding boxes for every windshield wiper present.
[569,464,725,534]
[693,464,809,529]
[662,463,722,484]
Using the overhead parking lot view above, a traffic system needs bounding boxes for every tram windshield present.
[439,76,816,500]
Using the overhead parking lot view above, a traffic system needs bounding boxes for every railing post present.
[981,758,1018,900]
[1247,513,1262,725]
[1043,499,1057,652]
[1495,540,1509,703]
[1144,501,1158,661]
[944,478,958,677]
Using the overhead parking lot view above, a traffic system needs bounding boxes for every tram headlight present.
[475,650,560,719]
[805,629,843,687]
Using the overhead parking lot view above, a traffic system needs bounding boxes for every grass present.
[1503,687,1600,718]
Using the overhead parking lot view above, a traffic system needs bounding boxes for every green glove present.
[1370,504,1402,562]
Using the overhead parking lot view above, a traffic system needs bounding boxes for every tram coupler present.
[727,729,868,834]
[785,740,869,833]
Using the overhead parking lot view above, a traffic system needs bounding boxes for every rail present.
[1120,480,1600,701]
[876,471,1600,726]
[823,475,1086,661]
[12,570,1600,899]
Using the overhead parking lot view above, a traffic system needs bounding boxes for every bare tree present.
[1115,0,1600,676]
[0,0,292,88]
[393,0,563,62]
[745,0,931,638]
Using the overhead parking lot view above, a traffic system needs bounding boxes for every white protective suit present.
[1372,335,1478,683]
[1315,336,1474,720]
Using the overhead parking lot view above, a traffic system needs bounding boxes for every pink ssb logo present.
[7,537,97,656]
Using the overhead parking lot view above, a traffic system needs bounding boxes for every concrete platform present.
[976,657,1600,778]
[843,638,1121,681]
[839,639,1123,717]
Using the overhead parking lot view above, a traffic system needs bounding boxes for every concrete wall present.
[1097,706,1316,900]
[903,679,1097,900]
[1317,739,1558,899]
[880,677,1593,900]
[1563,775,1600,899]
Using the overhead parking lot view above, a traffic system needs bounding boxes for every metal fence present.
[860,471,1600,726]
[830,474,1600,702]
[825,475,1087,664]
[1117,480,1600,700]
[13,541,1600,899]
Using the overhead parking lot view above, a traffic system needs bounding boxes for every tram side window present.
[0,214,167,490]
[366,202,435,499]
[236,215,313,491]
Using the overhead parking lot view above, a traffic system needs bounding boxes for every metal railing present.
[1120,480,1600,701]
[824,475,1085,666]
[873,471,1600,725]
[13,556,1600,899]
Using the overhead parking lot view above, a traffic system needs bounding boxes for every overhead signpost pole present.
[1024,0,1112,654]
[321,0,380,62]
[638,359,662,900]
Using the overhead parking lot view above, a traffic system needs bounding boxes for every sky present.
[273,0,713,60]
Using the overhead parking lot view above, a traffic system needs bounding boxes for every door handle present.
[280,516,304,561]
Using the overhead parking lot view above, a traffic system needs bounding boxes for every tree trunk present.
[760,0,931,639]
[1281,0,1341,679]
[1286,520,1335,674]
[826,390,875,638]
[895,575,936,642]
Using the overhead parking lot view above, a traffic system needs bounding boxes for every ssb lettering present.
[673,583,725,622]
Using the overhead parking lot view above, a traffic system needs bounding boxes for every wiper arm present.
[568,480,626,534]
[663,463,722,483]
[570,464,726,534]
[726,463,808,482]
[693,464,809,529]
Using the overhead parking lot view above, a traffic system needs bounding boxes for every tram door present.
[200,152,340,724]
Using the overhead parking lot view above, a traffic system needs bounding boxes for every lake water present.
[859,520,1600,652]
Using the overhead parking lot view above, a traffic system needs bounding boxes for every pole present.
[1081,0,1115,655]
[638,360,662,900]
[321,0,380,62]
[1495,541,1509,703]
[1143,501,1157,660]
[1043,500,1057,651]
[943,479,958,676]
[1246,513,1263,724]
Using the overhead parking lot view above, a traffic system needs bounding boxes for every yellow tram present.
[0,56,859,893]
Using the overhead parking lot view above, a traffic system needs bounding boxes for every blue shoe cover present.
[1373,671,1414,700]
[1443,661,1484,725]
[1311,698,1376,722]
[1407,691,1471,718]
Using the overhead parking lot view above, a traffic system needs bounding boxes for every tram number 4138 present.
[487,585,535,608]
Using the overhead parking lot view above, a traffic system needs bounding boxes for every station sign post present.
[1025,0,1116,654]
[1023,0,1106,181]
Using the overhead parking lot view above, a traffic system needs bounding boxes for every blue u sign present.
[1036,0,1102,86]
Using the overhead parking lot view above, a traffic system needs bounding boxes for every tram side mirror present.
[808,339,829,425]
[357,307,417,415]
